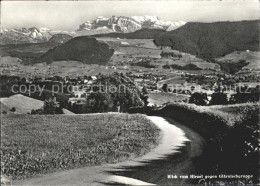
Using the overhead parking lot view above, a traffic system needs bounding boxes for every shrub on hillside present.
[10,107,16,112]
[222,103,260,182]
[189,92,208,106]
[209,92,228,105]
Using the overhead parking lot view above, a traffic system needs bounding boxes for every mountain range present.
[0,15,185,45]
[78,15,186,33]
[0,27,73,45]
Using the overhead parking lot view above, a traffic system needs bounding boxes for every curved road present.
[13,116,204,186]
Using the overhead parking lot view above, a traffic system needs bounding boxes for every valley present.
[1,13,259,186]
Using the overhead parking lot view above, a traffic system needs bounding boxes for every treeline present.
[129,103,260,184]
[162,63,202,70]
[189,86,260,106]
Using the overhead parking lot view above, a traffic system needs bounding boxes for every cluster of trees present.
[31,97,63,115]
[68,73,147,113]
[162,63,202,70]
[216,60,249,74]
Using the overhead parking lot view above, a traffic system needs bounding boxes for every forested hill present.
[154,20,259,59]
[39,37,114,64]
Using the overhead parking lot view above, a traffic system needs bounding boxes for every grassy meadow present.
[148,93,189,106]
[1,113,161,180]
[0,94,74,115]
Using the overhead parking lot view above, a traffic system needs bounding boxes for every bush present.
[189,92,208,106]
[222,103,260,182]
[10,107,16,112]
[209,92,228,105]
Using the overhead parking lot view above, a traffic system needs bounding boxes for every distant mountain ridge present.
[154,20,259,59]
[0,27,53,45]
[0,27,73,45]
[78,15,186,33]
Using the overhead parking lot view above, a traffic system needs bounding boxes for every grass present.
[1,94,44,114]
[1,113,161,180]
[148,93,189,106]
[194,102,257,125]
[157,76,187,85]
[0,94,74,115]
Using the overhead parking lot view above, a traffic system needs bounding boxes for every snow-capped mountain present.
[77,15,186,33]
[0,27,74,45]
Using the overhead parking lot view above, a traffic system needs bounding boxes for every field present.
[157,76,187,86]
[0,94,74,115]
[1,113,161,180]
[148,93,189,106]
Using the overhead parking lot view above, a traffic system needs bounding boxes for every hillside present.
[0,94,74,115]
[0,42,60,63]
[92,28,166,39]
[154,20,259,59]
[215,51,260,74]
[2,113,160,180]
[39,37,114,64]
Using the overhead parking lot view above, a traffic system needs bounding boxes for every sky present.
[1,0,259,31]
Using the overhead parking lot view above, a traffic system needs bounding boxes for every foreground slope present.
[1,113,160,181]
[154,20,259,59]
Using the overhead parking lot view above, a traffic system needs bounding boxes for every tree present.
[209,92,228,105]
[189,92,208,106]
[141,86,149,107]
[31,97,63,114]
[10,107,16,112]
[161,83,168,92]
[43,97,63,114]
